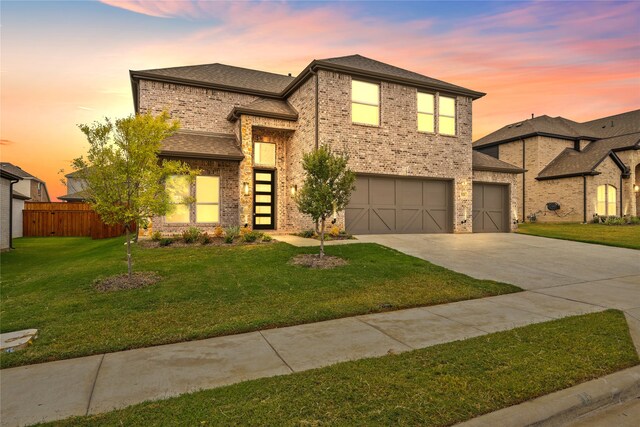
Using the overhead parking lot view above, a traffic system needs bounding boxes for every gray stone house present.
[130,54,523,234]
[474,110,639,223]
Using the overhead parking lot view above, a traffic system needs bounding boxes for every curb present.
[455,364,640,427]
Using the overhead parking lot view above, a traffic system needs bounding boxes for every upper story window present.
[352,80,380,126]
[417,92,435,133]
[438,96,456,136]
[165,175,190,223]
[596,184,617,216]
[254,142,276,167]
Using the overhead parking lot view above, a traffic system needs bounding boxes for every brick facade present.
[495,135,637,223]
[138,64,516,234]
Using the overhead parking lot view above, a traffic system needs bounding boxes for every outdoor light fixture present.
[635,184,640,193]
[291,185,297,196]
[243,182,249,196]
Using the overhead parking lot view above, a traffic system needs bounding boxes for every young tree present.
[295,146,356,257]
[73,112,197,279]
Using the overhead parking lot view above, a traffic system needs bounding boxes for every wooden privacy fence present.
[23,202,135,239]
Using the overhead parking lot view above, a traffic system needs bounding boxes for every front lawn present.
[0,237,519,368]
[517,222,640,250]
[52,310,639,426]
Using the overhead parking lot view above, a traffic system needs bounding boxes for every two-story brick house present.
[130,55,523,234]
[474,110,639,223]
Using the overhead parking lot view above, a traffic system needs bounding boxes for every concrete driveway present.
[355,233,640,315]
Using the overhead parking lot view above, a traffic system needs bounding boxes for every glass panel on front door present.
[253,170,275,229]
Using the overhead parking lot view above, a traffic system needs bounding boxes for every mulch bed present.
[137,239,275,248]
[94,272,162,292]
[289,254,348,269]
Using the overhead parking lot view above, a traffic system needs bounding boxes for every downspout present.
[521,139,526,221]
[620,173,623,216]
[310,67,319,149]
[583,175,587,223]
[9,179,18,249]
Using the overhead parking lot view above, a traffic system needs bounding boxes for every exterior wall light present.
[291,185,297,196]
[634,184,639,193]
[243,182,249,196]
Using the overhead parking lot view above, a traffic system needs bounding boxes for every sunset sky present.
[2,0,639,200]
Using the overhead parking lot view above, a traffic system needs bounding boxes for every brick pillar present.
[454,177,473,233]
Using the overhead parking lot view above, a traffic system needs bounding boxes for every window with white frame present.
[254,142,276,167]
[596,184,617,216]
[417,92,435,133]
[195,176,220,223]
[165,175,190,223]
[352,80,380,126]
[438,95,456,136]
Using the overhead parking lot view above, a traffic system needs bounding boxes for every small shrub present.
[151,231,162,242]
[159,238,173,247]
[299,229,316,238]
[213,225,224,238]
[242,231,263,243]
[200,232,213,244]
[224,235,235,244]
[329,226,340,237]
[182,227,202,243]
[224,226,240,240]
[262,234,273,242]
[627,216,640,225]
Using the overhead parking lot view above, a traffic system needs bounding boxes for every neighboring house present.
[59,169,89,202]
[0,168,22,250]
[130,54,523,234]
[0,163,50,240]
[474,110,640,223]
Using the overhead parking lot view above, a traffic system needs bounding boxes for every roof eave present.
[160,151,244,161]
[473,166,525,174]
[474,132,599,149]
[130,71,284,99]
[227,107,298,122]
[536,171,599,181]
[282,59,486,99]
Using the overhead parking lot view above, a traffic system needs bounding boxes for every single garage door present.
[472,183,509,232]
[345,175,452,234]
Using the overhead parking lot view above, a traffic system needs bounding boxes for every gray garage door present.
[345,175,452,234]
[472,183,509,232]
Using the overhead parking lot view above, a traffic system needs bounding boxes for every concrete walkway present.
[2,233,638,426]
[1,292,605,426]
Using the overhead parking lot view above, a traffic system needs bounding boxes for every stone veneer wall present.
[316,70,474,233]
[472,170,519,231]
[151,157,240,234]
[617,150,639,217]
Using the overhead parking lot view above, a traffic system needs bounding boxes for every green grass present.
[517,223,640,249]
[0,238,519,368]
[49,310,639,426]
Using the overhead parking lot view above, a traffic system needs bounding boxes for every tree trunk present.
[125,225,132,280]
[319,217,325,258]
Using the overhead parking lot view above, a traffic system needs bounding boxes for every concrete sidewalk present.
[1,291,605,426]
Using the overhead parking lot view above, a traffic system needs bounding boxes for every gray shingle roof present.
[472,151,524,173]
[473,115,601,148]
[228,98,298,121]
[59,190,89,202]
[582,109,640,139]
[12,190,30,200]
[317,55,484,98]
[0,163,40,180]
[160,131,244,161]
[133,63,295,95]
[537,133,639,179]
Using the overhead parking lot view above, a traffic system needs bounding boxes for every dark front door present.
[253,170,275,229]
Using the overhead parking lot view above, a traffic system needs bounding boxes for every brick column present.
[239,116,253,229]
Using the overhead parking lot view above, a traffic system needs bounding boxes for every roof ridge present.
[138,62,294,79]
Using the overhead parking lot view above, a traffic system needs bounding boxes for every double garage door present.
[345,176,510,234]
[345,175,452,234]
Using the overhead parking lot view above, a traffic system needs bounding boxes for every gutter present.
[583,175,587,223]
[159,151,244,161]
[227,108,298,122]
[536,171,600,181]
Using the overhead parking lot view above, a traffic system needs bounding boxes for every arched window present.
[596,184,617,216]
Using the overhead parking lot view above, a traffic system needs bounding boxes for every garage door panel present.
[346,176,452,234]
[472,183,508,233]
[370,179,395,205]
